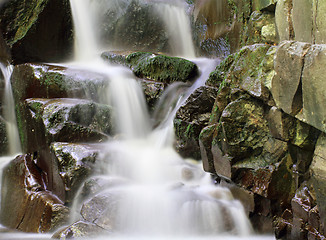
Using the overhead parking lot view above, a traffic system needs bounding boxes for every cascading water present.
[153,1,196,58]
[0,63,21,155]
[67,0,255,239]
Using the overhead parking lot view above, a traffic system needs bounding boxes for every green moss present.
[131,53,198,83]
[1,0,48,45]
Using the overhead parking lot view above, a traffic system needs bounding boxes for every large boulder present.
[0,0,73,64]
[0,154,69,233]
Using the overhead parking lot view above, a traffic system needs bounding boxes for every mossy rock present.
[131,54,198,84]
[0,0,73,63]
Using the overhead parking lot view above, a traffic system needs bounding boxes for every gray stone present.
[272,41,311,115]
[314,1,326,44]
[302,45,326,132]
[292,0,314,43]
[275,0,294,41]
[310,134,326,234]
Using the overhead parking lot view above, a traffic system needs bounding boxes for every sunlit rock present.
[0,0,73,64]
[0,154,69,233]
[272,41,311,115]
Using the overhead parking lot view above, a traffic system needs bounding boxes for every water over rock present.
[0,154,69,233]
[0,0,73,64]
[50,142,105,204]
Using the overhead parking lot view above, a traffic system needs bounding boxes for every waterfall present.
[0,63,21,155]
[153,1,196,58]
[67,0,254,238]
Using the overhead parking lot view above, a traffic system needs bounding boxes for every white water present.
[154,1,196,58]
[67,0,254,238]
[0,63,21,155]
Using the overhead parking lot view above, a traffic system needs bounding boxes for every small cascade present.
[0,63,21,155]
[69,0,99,61]
[66,0,254,238]
[153,1,196,58]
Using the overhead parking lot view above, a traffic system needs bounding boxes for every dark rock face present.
[0,0,73,64]
[0,117,8,154]
[0,154,69,232]
[174,86,218,160]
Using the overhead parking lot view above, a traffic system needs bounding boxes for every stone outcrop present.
[0,0,73,64]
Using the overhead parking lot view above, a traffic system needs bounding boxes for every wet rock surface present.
[0,154,69,233]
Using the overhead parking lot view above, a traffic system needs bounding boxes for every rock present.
[219,97,270,159]
[207,44,273,103]
[310,134,326,234]
[245,11,277,45]
[0,30,10,64]
[0,116,8,155]
[267,106,295,142]
[80,190,122,231]
[302,44,326,132]
[199,125,216,173]
[141,80,165,112]
[275,0,294,41]
[0,154,69,233]
[131,53,198,84]
[272,41,311,115]
[53,220,108,239]
[292,0,314,43]
[253,0,278,11]
[50,142,105,204]
[11,63,108,104]
[22,98,112,154]
[291,182,316,223]
[101,0,169,53]
[174,86,217,160]
[0,0,73,64]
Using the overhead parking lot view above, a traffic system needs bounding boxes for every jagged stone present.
[0,0,73,64]
[0,154,69,233]
[272,41,311,115]
[0,116,8,155]
[141,80,165,112]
